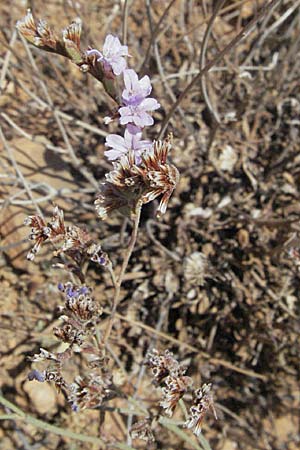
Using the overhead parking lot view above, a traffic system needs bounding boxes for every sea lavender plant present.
[17,9,215,447]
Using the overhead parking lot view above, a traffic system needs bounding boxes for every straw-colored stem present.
[104,202,142,343]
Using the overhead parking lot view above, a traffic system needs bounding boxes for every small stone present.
[23,379,57,415]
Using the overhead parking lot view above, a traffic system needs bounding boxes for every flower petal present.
[103,34,115,54]
[104,149,127,160]
[123,69,139,91]
[139,75,152,96]
[134,111,154,127]
[105,134,127,152]
[86,48,103,60]
[126,124,142,135]
[111,57,126,76]
[140,97,160,111]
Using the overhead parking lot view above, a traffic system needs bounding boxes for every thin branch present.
[139,0,177,74]
[158,0,283,139]
[0,126,43,217]
[20,36,100,190]
[0,29,17,92]
[122,0,131,45]
[199,0,226,125]
[103,202,143,343]
[146,0,191,131]
[0,394,106,446]
[112,311,268,380]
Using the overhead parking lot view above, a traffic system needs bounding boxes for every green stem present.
[0,394,136,449]
[159,416,212,450]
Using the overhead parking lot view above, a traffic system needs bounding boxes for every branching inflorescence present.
[17,9,215,446]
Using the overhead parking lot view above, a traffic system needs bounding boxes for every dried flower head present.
[16,9,59,51]
[59,282,101,322]
[53,321,84,345]
[24,206,65,260]
[29,346,73,363]
[62,18,82,63]
[137,135,180,216]
[95,151,143,219]
[130,418,155,442]
[183,251,208,286]
[24,206,108,275]
[160,375,193,416]
[145,349,186,384]
[95,135,179,219]
[62,18,81,49]
[16,10,82,63]
[185,383,217,436]
[68,373,112,411]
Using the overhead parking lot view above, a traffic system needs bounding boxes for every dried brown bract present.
[16,10,120,101]
[160,374,193,416]
[16,9,82,62]
[59,282,101,322]
[95,135,179,220]
[185,383,217,436]
[24,207,108,278]
[68,373,112,411]
[95,151,142,220]
[137,134,180,216]
[24,206,65,260]
[145,349,187,384]
[53,322,84,345]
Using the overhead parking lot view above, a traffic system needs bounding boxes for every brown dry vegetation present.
[0,1,299,449]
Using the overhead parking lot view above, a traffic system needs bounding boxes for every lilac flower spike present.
[86,34,129,76]
[105,124,152,163]
[119,69,160,127]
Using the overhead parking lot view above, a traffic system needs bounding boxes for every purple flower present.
[105,124,152,163]
[119,70,160,127]
[86,34,129,76]
[122,69,152,105]
[59,282,90,299]
[119,99,160,127]
[28,369,46,382]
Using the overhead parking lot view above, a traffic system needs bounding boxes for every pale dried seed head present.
[183,251,208,286]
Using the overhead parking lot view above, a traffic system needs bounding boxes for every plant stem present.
[0,394,138,449]
[104,202,142,343]
[0,394,105,446]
